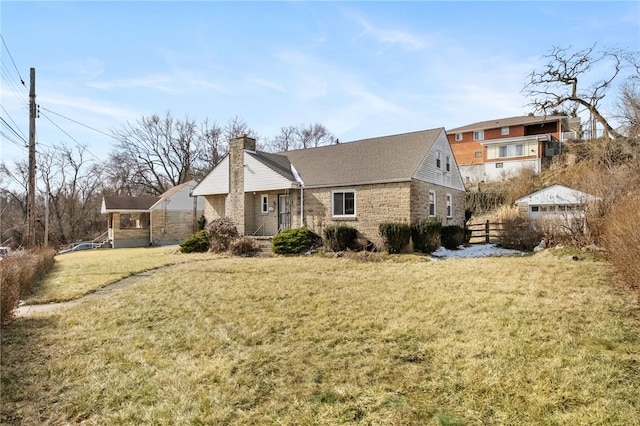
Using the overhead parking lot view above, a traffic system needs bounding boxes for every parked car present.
[57,242,100,254]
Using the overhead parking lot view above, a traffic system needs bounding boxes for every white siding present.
[413,130,465,191]
[191,156,229,196]
[244,155,297,192]
[483,158,540,181]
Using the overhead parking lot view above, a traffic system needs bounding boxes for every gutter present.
[290,164,305,226]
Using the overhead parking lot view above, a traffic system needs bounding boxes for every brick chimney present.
[227,135,255,235]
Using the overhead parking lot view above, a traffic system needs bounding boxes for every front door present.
[278,194,291,232]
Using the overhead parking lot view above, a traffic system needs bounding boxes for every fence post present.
[485,220,490,244]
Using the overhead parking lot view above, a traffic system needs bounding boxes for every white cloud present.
[353,14,428,52]
[86,75,180,94]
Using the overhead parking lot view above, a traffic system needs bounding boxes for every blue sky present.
[1,1,639,167]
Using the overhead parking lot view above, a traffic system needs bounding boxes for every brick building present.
[446,115,580,183]
[192,130,466,242]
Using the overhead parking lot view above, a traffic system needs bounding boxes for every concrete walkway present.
[15,269,162,319]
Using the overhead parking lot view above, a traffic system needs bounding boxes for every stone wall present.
[227,135,256,235]
[410,179,465,226]
[151,209,203,245]
[303,182,412,241]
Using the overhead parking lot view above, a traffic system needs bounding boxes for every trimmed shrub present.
[411,219,441,253]
[323,225,358,252]
[230,237,257,256]
[441,225,465,250]
[378,222,411,254]
[1,247,56,325]
[179,230,210,253]
[205,217,239,252]
[272,227,321,255]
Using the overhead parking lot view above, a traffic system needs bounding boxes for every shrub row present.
[1,247,56,325]
[180,218,256,255]
[273,227,321,255]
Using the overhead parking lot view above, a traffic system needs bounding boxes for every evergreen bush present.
[323,225,358,252]
[441,225,465,250]
[411,219,441,253]
[272,227,321,255]
[378,222,411,254]
[179,230,210,253]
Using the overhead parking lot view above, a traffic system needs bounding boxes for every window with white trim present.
[499,143,524,158]
[446,194,452,218]
[436,151,441,169]
[501,126,509,135]
[445,155,451,172]
[473,130,484,141]
[261,194,269,214]
[455,133,462,141]
[429,190,436,217]
[332,190,355,217]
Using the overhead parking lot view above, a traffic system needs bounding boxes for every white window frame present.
[473,130,484,141]
[260,194,269,214]
[331,189,356,218]
[501,126,510,136]
[499,143,524,158]
[445,155,451,172]
[429,190,436,217]
[436,151,442,169]
[446,193,453,218]
[455,133,462,141]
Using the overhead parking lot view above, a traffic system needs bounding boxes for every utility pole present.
[27,67,36,247]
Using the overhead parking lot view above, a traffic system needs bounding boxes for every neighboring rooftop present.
[447,115,567,134]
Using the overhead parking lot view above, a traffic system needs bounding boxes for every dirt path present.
[15,268,165,319]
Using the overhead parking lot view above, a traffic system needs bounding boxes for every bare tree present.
[269,125,297,152]
[266,123,335,152]
[0,161,29,246]
[523,45,639,139]
[614,80,640,140]
[39,143,105,245]
[110,113,257,194]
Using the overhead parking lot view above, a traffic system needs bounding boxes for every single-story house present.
[191,129,466,243]
[101,180,204,248]
[515,184,599,233]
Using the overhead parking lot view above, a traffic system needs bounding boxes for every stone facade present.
[107,212,151,248]
[227,136,255,235]
[151,209,200,245]
[300,181,465,241]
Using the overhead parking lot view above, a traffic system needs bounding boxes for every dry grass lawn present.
[25,246,210,303]
[2,251,639,425]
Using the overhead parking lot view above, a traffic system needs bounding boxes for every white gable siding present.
[191,156,230,196]
[151,182,204,211]
[244,155,296,192]
[413,131,465,191]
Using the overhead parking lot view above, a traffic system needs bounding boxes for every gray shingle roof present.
[447,115,566,134]
[251,128,443,188]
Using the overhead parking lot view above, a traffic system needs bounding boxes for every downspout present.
[290,164,305,227]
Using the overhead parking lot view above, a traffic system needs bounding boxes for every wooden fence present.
[466,220,502,244]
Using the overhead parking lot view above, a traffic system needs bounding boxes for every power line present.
[39,110,104,162]
[0,130,27,151]
[0,34,26,87]
[40,107,116,140]
[1,105,28,141]
[0,115,28,145]
[1,62,28,101]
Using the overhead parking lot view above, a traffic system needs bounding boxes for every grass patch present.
[2,254,639,424]
[25,246,213,303]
